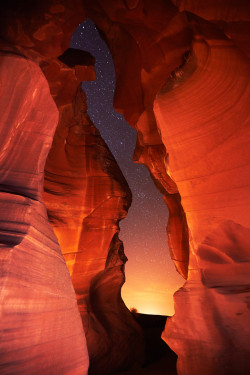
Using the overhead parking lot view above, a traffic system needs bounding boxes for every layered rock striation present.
[1,0,250,374]
[84,0,192,279]
[0,51,89,375]
[0,3,91,374]
[0,1,143,374]
[42,51,143,374]
[84,1,250,374]
[155,10,250,375]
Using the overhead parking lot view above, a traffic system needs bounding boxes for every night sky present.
[71,19,184,316]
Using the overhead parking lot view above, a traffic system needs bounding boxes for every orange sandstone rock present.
[1,1,250,374]
[155,15,250,375]
[85,0,192,279]
[85,1,250,374]
[0,52,89,375]
[1,1,143,373]
[43,59,144,373]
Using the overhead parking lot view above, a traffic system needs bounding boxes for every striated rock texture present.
[42,51,144,374]
[1,1,250,374]
[84,0,192,279]
[0,52,88,374]
[84,1,250,374]
[155,10,250,375]
[0,1,90,374]
[0,1,144,374]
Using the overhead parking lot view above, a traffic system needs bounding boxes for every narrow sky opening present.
[70,19,183,316]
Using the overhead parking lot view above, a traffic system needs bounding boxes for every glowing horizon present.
[121,270,184,316]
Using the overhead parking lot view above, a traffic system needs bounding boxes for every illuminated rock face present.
[42,57,143,374]
[1,0,250,374]
[0,1,143,374]
[84,1,250,374]
[0,53,88,374]
[155,14,250,375]
[85,0,192,279]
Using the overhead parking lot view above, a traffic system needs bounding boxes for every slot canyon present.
[0,1,249,375]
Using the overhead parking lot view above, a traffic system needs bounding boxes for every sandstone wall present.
[84,1,250,374]
[84,0,192,279]
[0,51,89,375]
[1,1,250,374]
[42,53,143,374]
[0,1,143,374]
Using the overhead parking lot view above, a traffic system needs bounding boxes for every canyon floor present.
[115,314,177,375]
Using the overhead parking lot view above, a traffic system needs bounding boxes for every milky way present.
[70,19,183,315]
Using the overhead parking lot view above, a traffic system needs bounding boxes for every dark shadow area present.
[58,47,94,67]
[115,313,177,375]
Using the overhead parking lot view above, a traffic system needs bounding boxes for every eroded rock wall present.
[84,1,250,374]
[42,54,143,374]
[155,9,250,375]
[84,0,192,279]
[1,1,249,374]
[0,2,92,373]
[0,1,143,374]
[0,51,89,375]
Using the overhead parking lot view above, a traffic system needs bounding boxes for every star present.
[70,19,184,316]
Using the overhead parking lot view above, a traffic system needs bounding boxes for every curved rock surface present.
[1,1,250,374]
[155,14,250,375]
[84,1,250,374]
[84,0,192,279]
[42,56,144,374]
[0,52,88,375]
[1,1,144,374]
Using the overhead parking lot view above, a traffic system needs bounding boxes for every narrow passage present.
[70,19,183,316]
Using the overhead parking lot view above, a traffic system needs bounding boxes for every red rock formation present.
[84,0,192,279]
[0,0,86,63]
[1,1,250,374]
[0,52,88,374]
[0,1,90,374]
[155,13,250,375]
[0,2,143,374]
[84,1,250,374]
[42,55,143,374]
